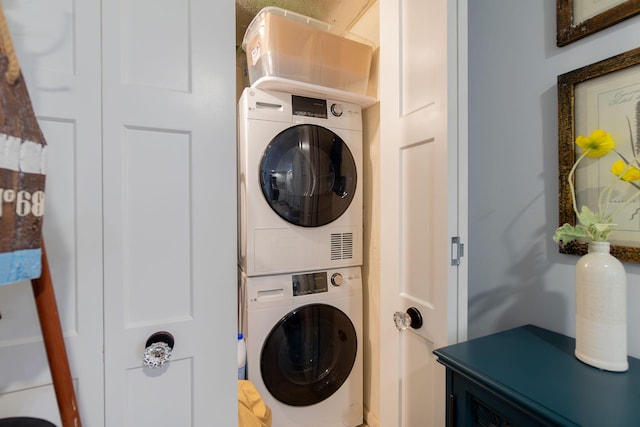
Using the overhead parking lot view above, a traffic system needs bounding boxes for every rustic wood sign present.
[0,10,46,286]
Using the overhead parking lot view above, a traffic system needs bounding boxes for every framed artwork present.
[557,46,640,262]
[557,0,640,47]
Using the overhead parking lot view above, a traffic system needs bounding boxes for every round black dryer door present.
[260,303,358,407]
[259,124,357,227]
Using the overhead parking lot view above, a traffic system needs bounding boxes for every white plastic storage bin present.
[242,7,373,95]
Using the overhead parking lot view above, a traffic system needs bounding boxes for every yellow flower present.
[611,159,640,182]
[576,129,615,158]
[555,128,640,244]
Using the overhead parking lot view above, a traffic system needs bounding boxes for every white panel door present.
[101,0,237,426]
[0,1,103,425]
[378,0,467,426]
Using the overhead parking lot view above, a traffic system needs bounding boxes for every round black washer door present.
[260,124,357,227]
[260,303,357,407]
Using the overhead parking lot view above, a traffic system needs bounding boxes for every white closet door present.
[378,0,468,425]
[0,1,103,425]
[101,0,237,426]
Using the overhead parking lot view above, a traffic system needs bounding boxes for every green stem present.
[600,173,624,221]
[569,150,590,218]
[605,186,640,222]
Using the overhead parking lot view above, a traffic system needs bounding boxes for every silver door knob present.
[143,331,175,368]
[393,307,423,331]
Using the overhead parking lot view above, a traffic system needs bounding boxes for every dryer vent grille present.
[331,233,353,260]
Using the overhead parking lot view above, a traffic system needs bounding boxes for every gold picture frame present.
[557,0,640,47]
[557,47,640,262]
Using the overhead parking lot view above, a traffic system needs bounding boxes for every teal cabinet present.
[434,325,640,426]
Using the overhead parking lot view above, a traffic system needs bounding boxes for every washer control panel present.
[246,266,362,310]
[291,267,361,297]
[293,271,328,296]
[330,272,343,287]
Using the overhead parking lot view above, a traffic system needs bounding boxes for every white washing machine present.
[238,87,363,277]
[241,266,363,427]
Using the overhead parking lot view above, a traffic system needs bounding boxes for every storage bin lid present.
[241,6,373,52]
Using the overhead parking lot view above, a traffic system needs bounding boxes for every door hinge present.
[451,237,464,266]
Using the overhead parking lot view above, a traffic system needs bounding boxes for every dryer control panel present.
[292,95,327,119]
[290,95,347,120]
[241,87,363,131]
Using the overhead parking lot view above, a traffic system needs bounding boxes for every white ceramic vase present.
[575,241,628,372]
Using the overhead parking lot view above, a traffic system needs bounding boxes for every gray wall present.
[468,0,640,358]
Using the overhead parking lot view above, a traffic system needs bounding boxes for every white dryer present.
[238,87,363,276]
[241,266,363,427]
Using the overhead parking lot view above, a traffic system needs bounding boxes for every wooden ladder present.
[31,242,82,427]
[0,5,81,424]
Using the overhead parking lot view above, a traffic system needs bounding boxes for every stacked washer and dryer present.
[237,7,374,427]
[237,88,365,427]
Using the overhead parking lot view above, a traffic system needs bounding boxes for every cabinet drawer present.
[449,371,567,427]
